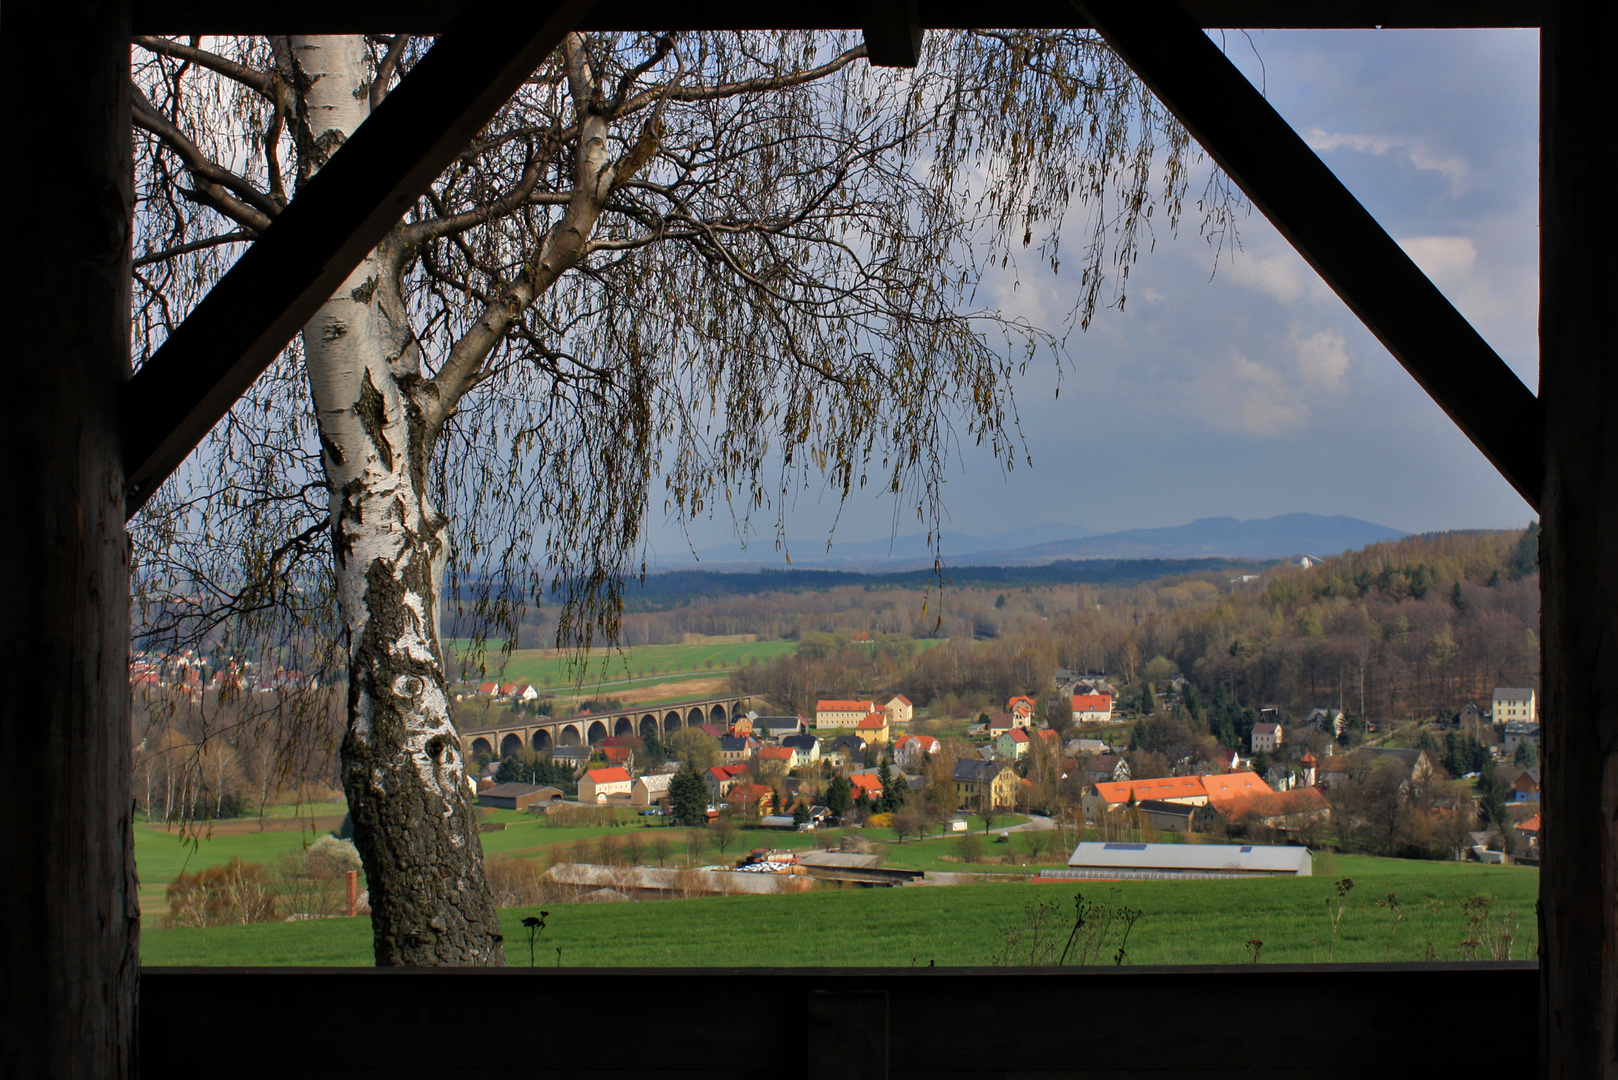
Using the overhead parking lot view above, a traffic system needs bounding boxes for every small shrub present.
[953,832,984,864]
[485,860,557,908]
[165,857,279,928]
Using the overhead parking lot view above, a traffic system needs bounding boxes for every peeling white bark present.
[294,35,502,965]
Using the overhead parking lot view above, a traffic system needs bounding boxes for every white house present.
[630,772,672,806]
[894,734,939,770]
[1251,721,1282,753]
[1071,692,1115,725]
[578,767,633,804]
[1493,687,1537,725]
[781,734,820,768]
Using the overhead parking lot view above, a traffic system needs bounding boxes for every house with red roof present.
[578,766,633,804]
[816,699,878,729]
[705,763,751,801]
[849,773,884,802]
[1516,813,1541,852]
[725,782,776,816]
[477,681,499,696]
[1072,693,1115,724]
[601,745,635,769]
[1008,695,1037,720]
[995,726,1032,759]
[894,734,939,769]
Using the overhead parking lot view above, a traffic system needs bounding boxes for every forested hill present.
[616,557,1272,608]
[736,525,1540,726]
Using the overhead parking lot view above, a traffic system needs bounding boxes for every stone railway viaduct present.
[460,693,757,759]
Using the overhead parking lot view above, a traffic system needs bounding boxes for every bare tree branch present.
[131,84,277,230]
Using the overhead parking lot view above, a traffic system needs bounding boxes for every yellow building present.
[856,711,891,745]
[952,759,1019,812]
[883,694,913,725]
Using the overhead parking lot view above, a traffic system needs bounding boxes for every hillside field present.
[446,637,800,691]
[142,855,1536,967]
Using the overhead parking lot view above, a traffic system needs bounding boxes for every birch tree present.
[131,29,1228,964]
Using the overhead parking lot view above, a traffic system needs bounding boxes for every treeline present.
[732,528,1539,723]
[448,557,1269,647]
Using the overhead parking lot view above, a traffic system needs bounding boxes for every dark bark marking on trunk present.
[350,276,377,305]
[319,430,345,466]
[355,368,394,472]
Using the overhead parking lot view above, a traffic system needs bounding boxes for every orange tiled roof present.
[818,699,876,711]
[1201,771,1274,803]
[849,774,883,795]
[585,767,631,784]
[1073,693,1114,711]
[857,712,887,729]
[759,747,792,761]
[1094,776,1206,803]
[1213,787,1327,820]
[1517,814,1541,832]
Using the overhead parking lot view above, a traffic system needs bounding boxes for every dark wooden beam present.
[120,0,595,517]
[1073,0,1543,512]
[1,1,138,1077]
[131,0,1543,34]
[860,0,925,67]
[1540,0,1618,1075]
[140,964,1538,1078]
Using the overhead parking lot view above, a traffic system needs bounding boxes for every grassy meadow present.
[141,853,1538,967]
[445,636,799,692]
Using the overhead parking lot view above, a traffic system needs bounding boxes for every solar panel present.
[1104,842,1148,850]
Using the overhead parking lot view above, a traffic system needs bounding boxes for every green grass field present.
[446,638,800,691]
[135,802,349,925]
[141,854,1538,967]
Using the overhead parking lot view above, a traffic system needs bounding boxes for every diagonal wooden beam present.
[121,0,594,518]
[1073,0,1544,511]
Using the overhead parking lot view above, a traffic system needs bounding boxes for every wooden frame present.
[5,2,1606,1076]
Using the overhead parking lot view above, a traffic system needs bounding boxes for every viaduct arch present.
[460,693,756,762]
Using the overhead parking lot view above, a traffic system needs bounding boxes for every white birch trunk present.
[293,35,504,965]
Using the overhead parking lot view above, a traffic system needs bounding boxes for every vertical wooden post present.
[0,2,137,1077]
[1540,0,1618,1075]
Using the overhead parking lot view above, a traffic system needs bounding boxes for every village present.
[465,674,1545,898]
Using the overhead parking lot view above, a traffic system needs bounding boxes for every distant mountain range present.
[677,513,1407,573]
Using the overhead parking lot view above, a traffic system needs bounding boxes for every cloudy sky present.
[645,29,1540,566]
